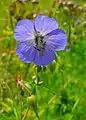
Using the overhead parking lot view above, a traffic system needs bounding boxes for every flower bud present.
[28,95,36,107]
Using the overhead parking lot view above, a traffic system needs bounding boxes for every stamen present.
[34,32,46,51]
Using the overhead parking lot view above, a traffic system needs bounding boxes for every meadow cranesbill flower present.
[14,16,67,66]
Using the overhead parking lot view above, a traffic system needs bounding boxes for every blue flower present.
[14,16,67,66]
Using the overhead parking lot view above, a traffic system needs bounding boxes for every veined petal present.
[45,29,67,51]
[14,19,34,42]
[34,16,48,32]
[33,47,56,66]
[34,16,58,36]
[16,42,36,63]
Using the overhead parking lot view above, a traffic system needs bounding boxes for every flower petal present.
[45,29,67,51]
[33,47,56,66]
[16,42,36,63]
[14,19,34,42]
[34,16,58,36]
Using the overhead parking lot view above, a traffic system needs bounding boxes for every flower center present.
[34,32,46,51]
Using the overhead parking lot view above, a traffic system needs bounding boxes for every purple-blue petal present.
[34,16,58,36]
[47,29,65,36]
[14,19,34,42]
[16,42,36,63]
[34,16,48,32]
[33,47,56,66]
[45,29,67,51]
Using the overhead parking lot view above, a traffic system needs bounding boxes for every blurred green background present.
[0,0,86,120]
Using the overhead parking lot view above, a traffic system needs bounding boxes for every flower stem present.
[9,12,14,31]
[21,107,29,120]
[34,106,40,120]
[24,64,30,80]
